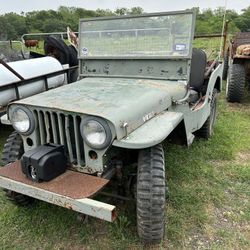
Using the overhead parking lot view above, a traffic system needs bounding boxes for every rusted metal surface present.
[231,32,250,57]
[194,34,225,39]
[234,32,250,47]
[0,172,116,222]
[234,55,250,59]
[0,161,109,199]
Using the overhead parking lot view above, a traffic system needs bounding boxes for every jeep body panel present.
[113,111,183,149]
[113,61,222,150]
[13,77,188,139]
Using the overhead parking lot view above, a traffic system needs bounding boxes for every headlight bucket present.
[9,106,35,135]
[80,117,112,150]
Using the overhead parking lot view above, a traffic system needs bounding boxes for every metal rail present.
[0,64,78,106]
[21,32,79,43]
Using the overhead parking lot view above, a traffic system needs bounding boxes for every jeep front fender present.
[112,111,183,149]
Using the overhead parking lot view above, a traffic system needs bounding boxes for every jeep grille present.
[33,109,85,167]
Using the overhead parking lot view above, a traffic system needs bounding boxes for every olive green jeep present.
[0,10,222,243]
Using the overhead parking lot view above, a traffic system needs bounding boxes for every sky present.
[0,0,249,15]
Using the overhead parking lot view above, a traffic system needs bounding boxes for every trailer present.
[0,57,78,125]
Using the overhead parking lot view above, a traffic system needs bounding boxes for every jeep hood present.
[14,77,187,139]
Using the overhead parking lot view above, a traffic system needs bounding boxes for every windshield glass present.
[79,12,194,58]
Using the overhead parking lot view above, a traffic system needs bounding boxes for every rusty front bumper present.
[0,161,116,222]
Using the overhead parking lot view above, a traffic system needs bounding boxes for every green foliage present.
[0,5,249,40]
[195,7,240,35]
[234,6,250,31]
[0,13,27,39]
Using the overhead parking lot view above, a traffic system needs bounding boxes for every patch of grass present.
[0,88,249,249]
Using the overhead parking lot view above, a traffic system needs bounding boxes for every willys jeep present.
[225,32,250,102]
[0,10,222,244]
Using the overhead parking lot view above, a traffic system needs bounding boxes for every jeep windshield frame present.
[79,10,196,60]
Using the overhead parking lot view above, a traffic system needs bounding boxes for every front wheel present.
[137,144,166,244]
[1,132,34,206]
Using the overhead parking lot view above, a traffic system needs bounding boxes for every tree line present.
[0,6,249,40]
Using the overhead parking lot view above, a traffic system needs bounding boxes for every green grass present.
[0,88,249,249]
[193,37,221,59]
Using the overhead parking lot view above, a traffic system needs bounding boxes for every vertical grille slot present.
[44,111,52,143]
[58,113,65,145]
[38,111,46,145]
[73,115,82,165]
[65,115,74,163]
[32,109,85,168]
[51,112,59,144]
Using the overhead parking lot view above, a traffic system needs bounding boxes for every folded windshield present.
[79,12,194,58]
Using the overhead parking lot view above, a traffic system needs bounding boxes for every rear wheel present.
[226,64,245,103]
[1,132,34,206]
[195,89,217,139]
[137,144,166,244]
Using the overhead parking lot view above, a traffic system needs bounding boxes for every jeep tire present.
[137,144,165,244]
[226,64,245,103]
[1,132,34,206]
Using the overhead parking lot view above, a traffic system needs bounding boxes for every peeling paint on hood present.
[14,77,187,139]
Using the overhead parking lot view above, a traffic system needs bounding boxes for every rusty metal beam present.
[194,34,226,39]
[0,175,116,222]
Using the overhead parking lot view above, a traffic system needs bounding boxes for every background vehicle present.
[225,32,250,102]
[0,10,222,243]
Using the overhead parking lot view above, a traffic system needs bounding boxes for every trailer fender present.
[113,111,183,149]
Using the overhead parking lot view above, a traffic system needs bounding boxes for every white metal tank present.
[0,57,65,107]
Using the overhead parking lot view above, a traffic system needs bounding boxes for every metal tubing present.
[0,59,24,80]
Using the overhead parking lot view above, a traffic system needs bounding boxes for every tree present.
[115,7,129,16]
[41,19,67,33]
[1,5,249,39]
[129,7,144,15]
[2,13,27,39]
[235,6,250,31]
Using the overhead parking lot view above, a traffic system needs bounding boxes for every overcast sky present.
[0,0,249,15]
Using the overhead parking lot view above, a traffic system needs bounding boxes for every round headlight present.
[9,107,34,135]
[81,118,112,149]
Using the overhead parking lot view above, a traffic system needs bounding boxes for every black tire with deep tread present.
[2,132,24,166]
[1,132,34,206]
[222,51,229,80]
[227,64,246,103]
[195,89,217,139]
[137,144,165,244]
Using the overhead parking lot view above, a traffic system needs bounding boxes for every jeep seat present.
[189,48,207,92]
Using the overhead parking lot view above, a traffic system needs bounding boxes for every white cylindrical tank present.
[0,57,65,107]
